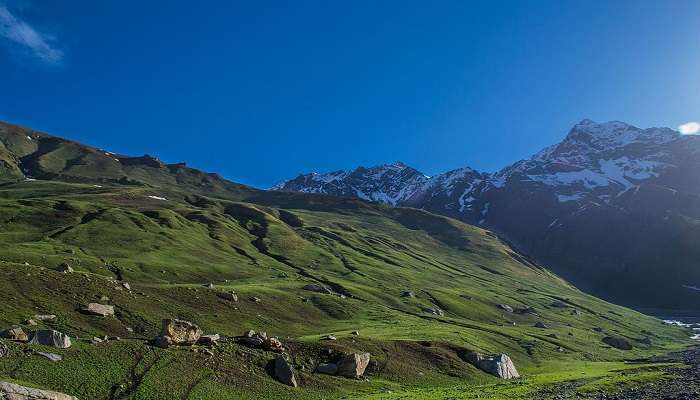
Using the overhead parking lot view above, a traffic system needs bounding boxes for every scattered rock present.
[33,314,56,321]
[154,335,173,349]
[351,331,360,336]
[217,291,238,302]
[157,319,202,346]
[303,284,332,294]
[322,335,337,341]
[122,282,131,291]
[198,334,220,344]
[56,263,73,273]
[273,355,298,387]
[81,303,114,317]
[401,291,415,298]
[205,283,215,289]
[243,330,256,337]
[534,321,548,329]
[423,306,444,317]
[497,304,514,313]
[0,327,28,342]
[0,381,78,400]
[464,352,520,379]
[0,342,8,358]
[603,336,633,350]
[263,337,285,352]
[36,352,62,362]
[336,352,371,378]
[24,319,37,326]
[28,330,72,348]
[316,363,338,375]
[250,297,261,303]
[91,337,103,345]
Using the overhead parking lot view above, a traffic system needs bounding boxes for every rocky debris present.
[273,355,298,387]
[401,290,415,298]
[121,282,131,291]
[154,335,173,349]
[534,321,549,329]
[81,303,114,317]
[36,352,62,362]
[336,352,371,378]
[205,283,215,289]
[0,327,28,342]
[316,363,339,375]
[217,291,238,302]
[263,337,284,352]
[250,297,261,303]
[198,334,220,344]
[0,381,78,400]
[322,335,337,341]
[238,331,284,352]
[351,331,360,336]
[91,337,103,345]
[33,315,56,321]
[56,263,73,273]
[243,330,256,337]
[29,330,72,348]
[0,342,8,358]
[155,319,202,347]
[303,284,332,294]
[497,304,514,313]
[463,352,520,379]
[24,319,37,326]
[422,306,444,317]
[603,336,633,350]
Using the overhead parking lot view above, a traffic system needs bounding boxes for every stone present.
[239,336,264,347]
[0,342,8,358]
[100,296,110,302]
[0,327,28,342]
[316,363,338,375]
[351,331,360,336]
[154,335,172,349]
[122,282,131,291]
[497,304,514,313]
[250,297,261,303]
[322,335,337,341]
[262,337,284,352]
[217,292,238,302]
[423,306,444,317]
[198,334,220,344]
[401,290,415,298]
[28,330,72,348]
[56,263,73,273]
[602,336,633,350]
[534,321,548,329]
[466,352,520,379]
[24,319,37,326]
[243,330,256,338]
[33,314,56,321]
[205,283,215,289]
[303,284,332,294]
[36,352,62,362]
[273,355,298,387]
[0,381,78,400]
[159,319,202,345]
[550,300,568,308]
[336,352,371,378]
[82,303,114,317]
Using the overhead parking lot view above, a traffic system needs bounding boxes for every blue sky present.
[1,1,698,188]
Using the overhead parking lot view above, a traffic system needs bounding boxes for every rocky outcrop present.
[316,363,338,375]
[28,330,72,348]
[336,353,371,378]
[463,352,520,379]
[303,284,331,294]
[56,263,73,273]
[0,381,78,400]
[81,303,114,317]
[216,292,238,302]
[603,336,633,350]
[273,355,298,387]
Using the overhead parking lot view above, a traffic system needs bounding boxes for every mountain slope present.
[0,120,691,399]
[274,120,700,312]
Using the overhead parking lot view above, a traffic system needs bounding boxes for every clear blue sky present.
[1,1,698,188]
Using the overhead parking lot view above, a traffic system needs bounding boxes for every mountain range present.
[273,119,700,312]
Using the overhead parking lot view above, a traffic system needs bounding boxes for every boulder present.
[239,336,264,347]
[462,351,519,379]
[0,381,78,400]
[250,297,261,303]
[603,336,633,350]
[198,334,220,344]
[24,319,37,326]
[303,284,332,294]
[534,321,548,329]
[273,355,298,387]
[159,319,202,345]
[217,292,238,302]
[336,352,371,378]
[497,304,514,313]
[316,363,338,375]
[322,335,337,341]
[0,327,28,342]
[262,337,284,352]
[81,303,114,317]
[56,263,73,273]
[121,282,131,291]
[205,283,215,289]
[33,315,56,321]
[28,330,72,348]
[0,342,8,358]
[401,290,415,298]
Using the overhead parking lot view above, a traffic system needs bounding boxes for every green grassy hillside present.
[0,121,693,399]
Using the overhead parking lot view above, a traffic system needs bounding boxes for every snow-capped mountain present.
[271,162,430,205]
[273,120,700,311]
